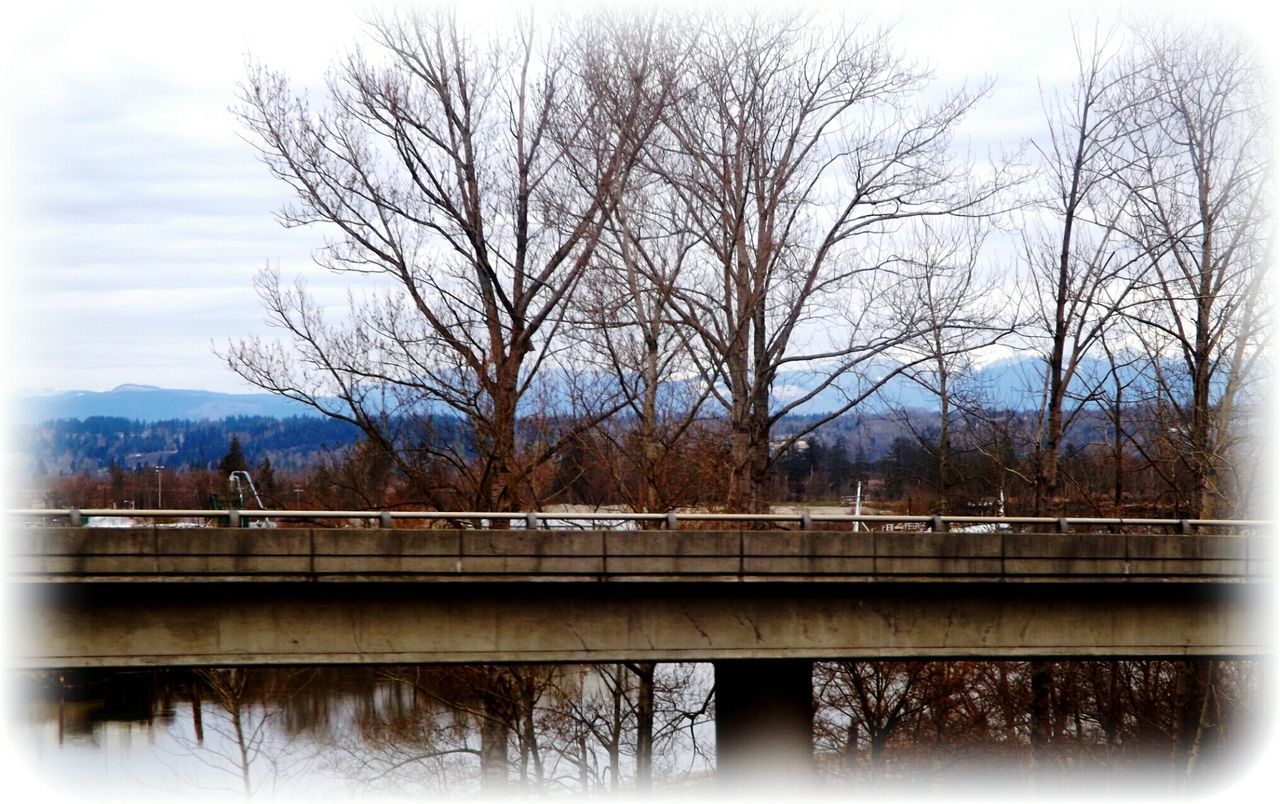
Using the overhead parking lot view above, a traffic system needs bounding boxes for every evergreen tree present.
[108,460,126,506]
[256,456,277,497]
[218,436,248,475]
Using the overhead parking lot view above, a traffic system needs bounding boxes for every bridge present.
[8,510,1269,779]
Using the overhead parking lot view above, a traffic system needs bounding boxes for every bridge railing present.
[3,508,1271,533]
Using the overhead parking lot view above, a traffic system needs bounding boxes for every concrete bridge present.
[12,519,1268,666]
[10,516,1268,779]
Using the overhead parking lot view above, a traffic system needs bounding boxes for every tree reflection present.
[812,660,1260,790]
[19,660,1259,797]
[177,668,320,798]
[316,663,715,796]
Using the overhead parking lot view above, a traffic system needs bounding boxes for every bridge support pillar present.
[713,659,813,786]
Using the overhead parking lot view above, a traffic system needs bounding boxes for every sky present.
[0,0,1274,395]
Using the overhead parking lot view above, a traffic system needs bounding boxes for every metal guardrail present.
[3,509,1272,532]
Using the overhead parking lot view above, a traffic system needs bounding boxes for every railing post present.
[526,512,539,530]
[228,508,240,528]
[931,514,945,533]
[800,513,812,531]
[1179,519,1192,535]
[379,511,392,529]
[1057,518,1070,533]
[68,508,82,527]
[666,513,679,531]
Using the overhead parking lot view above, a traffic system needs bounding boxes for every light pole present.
[154,466,163,509]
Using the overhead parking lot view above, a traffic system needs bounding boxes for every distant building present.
[768,438,809,455]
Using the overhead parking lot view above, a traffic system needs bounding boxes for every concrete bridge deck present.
[12,526,1269,583]
[11,527,1268,668]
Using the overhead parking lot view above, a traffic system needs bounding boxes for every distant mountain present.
[11,355,1115,425]
[11,385,328,425]
[770,355,1054,415]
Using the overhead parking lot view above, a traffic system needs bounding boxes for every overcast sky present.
[1,0,1273,395]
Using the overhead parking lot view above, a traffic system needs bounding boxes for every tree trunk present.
[1029,660,1054,768]
[1105,660,1119,753]
[749,296,772,515]
[577,731,591,793]
[870,730,887,778]
[844,719,860,777]
[1189,347,1213,519]
[609,664,624,793]
[728,420,752,513]
[1035,86,1090,517]
[640,337,662,513]
[517,673,544,790]
[633,662,655,793]
[748,410,772,516]
[230,695,252,799]
[479,672,512,792]
[936,361,950,513]
[1175,660,1215,777]
[192,690,204,746]
[1036,375,1066,516]
[1112,387,1124,514]
[488,359,523,515]
[1184,661,1217,779]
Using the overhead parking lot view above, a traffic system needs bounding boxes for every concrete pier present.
[714,659,814,785]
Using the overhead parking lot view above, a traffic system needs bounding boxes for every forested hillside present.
[20,400,1204,518]
[17,415,362,476]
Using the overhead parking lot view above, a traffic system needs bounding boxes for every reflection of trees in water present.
[25,660,1256,795]
[537,662,715,792]
[313,663,715,795]
[174,668,321,799]
[319,666,487,796]
[21,667,329,798]
[25,669,177,744]
[813,660,1259,790]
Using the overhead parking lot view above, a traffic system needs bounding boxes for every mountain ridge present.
[11,356,1126,425]
[11,386,325,424]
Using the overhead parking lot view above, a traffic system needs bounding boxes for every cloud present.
[772,384,809,402]
[4,0,1266,395]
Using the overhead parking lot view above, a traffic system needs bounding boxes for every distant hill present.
[11,385,327,424]
[11,355,1127,425]
[769,355,1051,415]
[16,415,363,477]
[12,353,1172,482]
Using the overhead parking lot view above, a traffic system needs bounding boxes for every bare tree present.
[568,172,715,512]
[1115,24,1270,519]
[815,661,927,780]
[228,9,671,512]
[1024,27,1149,516]
[1018,38,1145,758]
[1105,26,1271,786]
[882,219,1015,512]
[1091,325,1148,514]
[654,11,1008,512]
